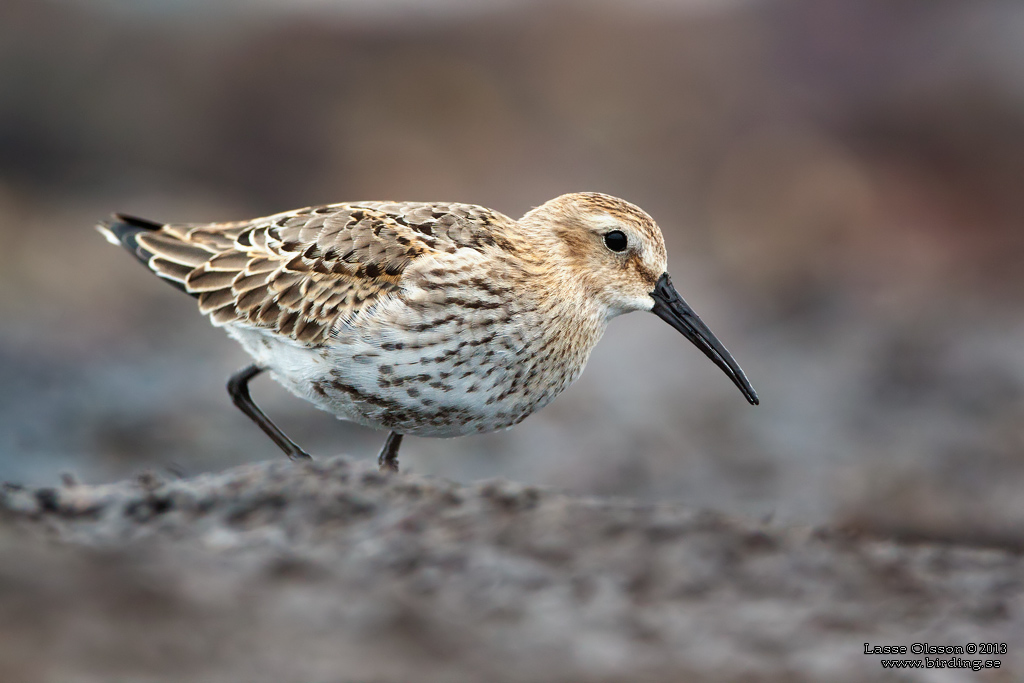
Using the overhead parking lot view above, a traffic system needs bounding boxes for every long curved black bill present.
[650,273,759,405]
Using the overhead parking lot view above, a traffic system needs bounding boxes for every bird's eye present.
[604,230,628,252]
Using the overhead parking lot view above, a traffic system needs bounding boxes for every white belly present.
[224,319,581,437]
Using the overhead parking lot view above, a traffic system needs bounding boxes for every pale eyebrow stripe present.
[589,213,624,230]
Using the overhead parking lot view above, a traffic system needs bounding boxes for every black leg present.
[377,431,403,472]
[227,364,312,461]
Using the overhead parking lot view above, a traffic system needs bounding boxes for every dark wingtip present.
[96,213,188,293]
[113,213,164,230]
[97,213,164,252]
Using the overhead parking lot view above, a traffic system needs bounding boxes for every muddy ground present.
[1,456,1020,683]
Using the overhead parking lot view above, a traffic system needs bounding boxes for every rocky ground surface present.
[0,457,1021,683]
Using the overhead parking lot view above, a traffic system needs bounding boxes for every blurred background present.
[3,0,1024,538]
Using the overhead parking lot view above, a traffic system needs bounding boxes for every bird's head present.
[523,192,759,405]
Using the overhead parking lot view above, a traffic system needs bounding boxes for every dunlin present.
[99,193,758,471]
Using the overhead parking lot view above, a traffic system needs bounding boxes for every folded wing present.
[99,202,516,345]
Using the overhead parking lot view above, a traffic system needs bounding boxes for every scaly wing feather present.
[102,202,518,345]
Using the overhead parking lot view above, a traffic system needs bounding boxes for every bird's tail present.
[96,213,196,293]
[97,213,164,263]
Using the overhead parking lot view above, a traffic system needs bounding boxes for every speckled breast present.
[227,243,607,437]
[303,312,588,437]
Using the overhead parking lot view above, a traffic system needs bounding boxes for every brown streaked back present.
[98,201,519,345]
